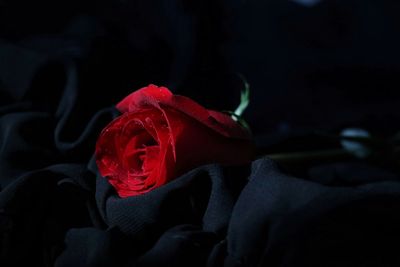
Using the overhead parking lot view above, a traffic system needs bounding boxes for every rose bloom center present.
[122,126,159,180]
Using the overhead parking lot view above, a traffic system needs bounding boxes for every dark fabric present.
[2,0,400,266]
[2,141,400,266]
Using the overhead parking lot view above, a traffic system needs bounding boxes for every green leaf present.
[233,74,250,119]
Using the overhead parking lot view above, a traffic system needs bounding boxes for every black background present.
[1,0,400,266]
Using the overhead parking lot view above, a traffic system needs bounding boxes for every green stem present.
[265,149,354,167]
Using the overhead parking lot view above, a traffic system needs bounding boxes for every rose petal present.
[142,146,160,173]
[116,84,250,140]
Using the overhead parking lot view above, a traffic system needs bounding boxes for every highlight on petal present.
[117,84,250,140]
[116,84,173,113]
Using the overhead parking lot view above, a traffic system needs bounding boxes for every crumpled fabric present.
[1,75,400,265]
[2,1,400,266]
[2,140,400,266]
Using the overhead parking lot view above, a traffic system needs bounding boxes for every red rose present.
[95,84,254,197]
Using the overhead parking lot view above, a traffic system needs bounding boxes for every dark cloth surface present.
[2,132,400,267]
[1,80,400,266]
[2,0,400,266]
